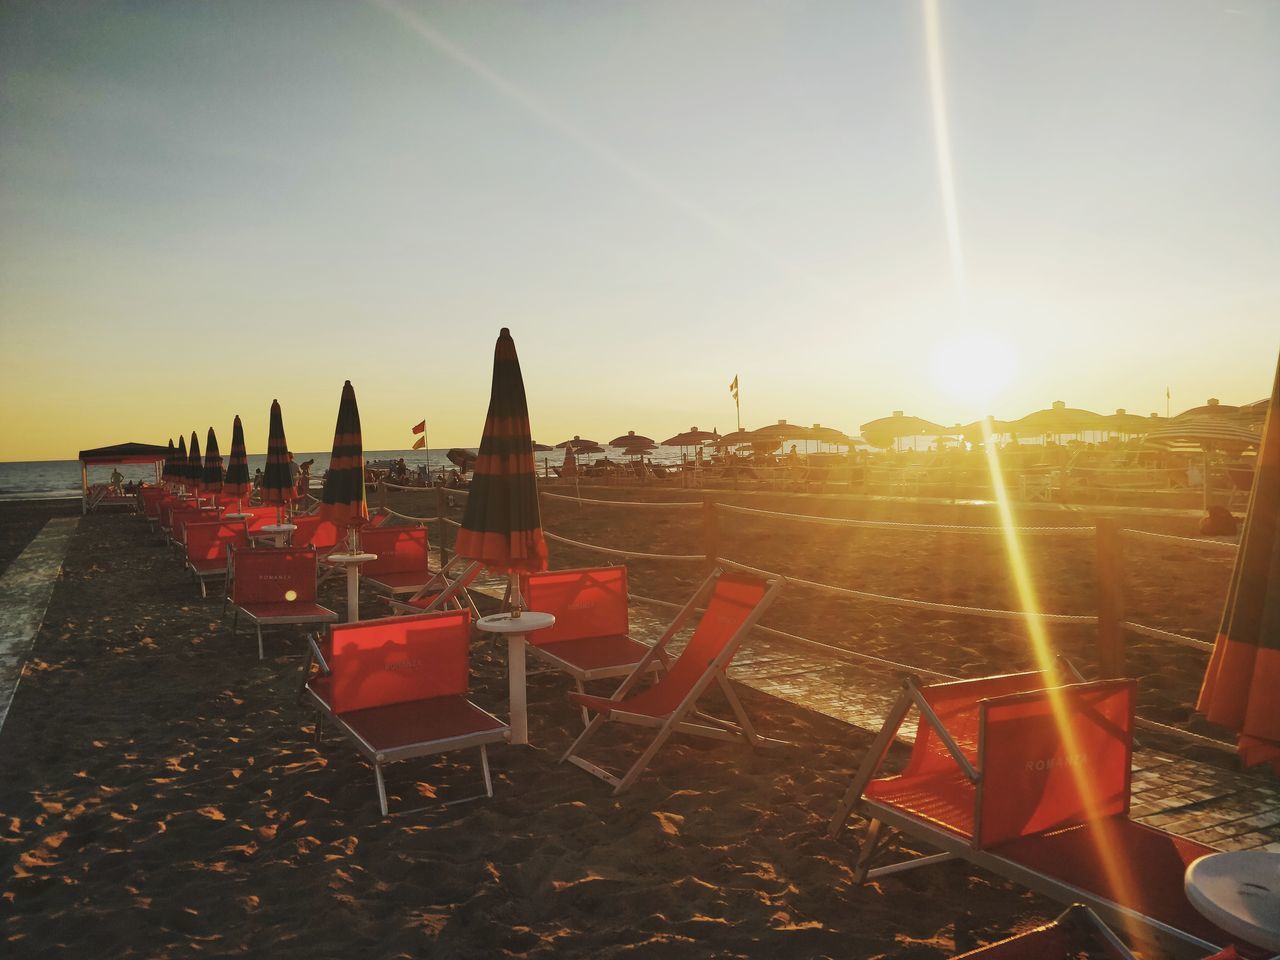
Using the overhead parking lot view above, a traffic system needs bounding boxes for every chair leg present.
[614,722,678,795]
[312,711,324,744]
[199,578,207,599]
[560,712,607,763]
[715,672,758,746]
[574,679,590,728]
[854,818,884,883]
[480,745,493,798]
[375,762,389,817]
[256,624,264,660]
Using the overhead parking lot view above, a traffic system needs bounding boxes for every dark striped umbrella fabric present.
[162,438,176,484]
[455,328,549,575]
[176,434,188,486]
[260,399,297,506]
[1198,353,1280,772]
[223,416,252,499]
[203,427,224,495]
[187,432,203,493]
[319,380,367,528]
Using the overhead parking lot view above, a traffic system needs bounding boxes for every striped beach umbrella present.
[187,432,203,493]
[455,328,549,587]
[1197,354,1280,773]
[203,427,224,495]
[223,416,252,500]
[162,438,177,485]
[176,434,188,489]
[319,380,368,531]
[260,400,297,507]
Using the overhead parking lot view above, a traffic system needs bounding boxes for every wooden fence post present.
[437,485,450,567]
[702,499,720,571]
[1094,517,1126,678]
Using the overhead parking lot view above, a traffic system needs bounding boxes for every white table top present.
[1185,850,1280,952]
[223,512,253,521]
[259,523,297,533]
[475,611,556,635]
[327,552,377,564]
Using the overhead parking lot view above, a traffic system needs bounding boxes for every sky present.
[1,0,1277,460]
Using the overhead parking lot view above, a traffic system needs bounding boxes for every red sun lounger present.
[560,567,785,794]
[225,545,338,659]
[388,554,482,618]
[828,669,1268,959]
[519,566,663,722]
[303,609,509,815]
[184,520,249,598]
[354,526,431,596]
[287,515,342,556]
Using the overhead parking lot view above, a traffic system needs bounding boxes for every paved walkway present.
[0,516,79,733]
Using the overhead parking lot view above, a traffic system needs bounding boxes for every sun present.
[929,332,1018,407]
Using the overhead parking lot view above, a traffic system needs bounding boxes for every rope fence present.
[542,530,703,563]
[1120,528,1239,555]
[1122,621,1215,652]
[542,491,702,509]
[716,501,1094,536]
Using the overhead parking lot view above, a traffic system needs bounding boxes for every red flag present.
[412,436,425,450]
[412,420,426,434]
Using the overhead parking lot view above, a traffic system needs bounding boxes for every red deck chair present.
[303,609,509,815]
[184,520,249,598]
[520,566,663,723]
[139,488,170,530]
[170,505,222,551]
[388,555,483,618]
[953,904,1137,959]
[560,567,785,794]
[354,526,431,596]
[225,546,338,659]
[289,515,342,556]
[828,669,1265,959]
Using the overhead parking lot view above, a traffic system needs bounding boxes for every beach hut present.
[76,441,169,514]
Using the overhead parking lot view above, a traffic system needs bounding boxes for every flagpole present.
[425,420,430,480]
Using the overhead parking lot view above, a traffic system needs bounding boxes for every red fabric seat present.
[864,769,976,839]
[358,527,430,595]
[237,600,337,623]
[536,635,652,676]
[339,697,507,756]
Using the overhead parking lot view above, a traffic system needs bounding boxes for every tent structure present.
[77,441,169,514]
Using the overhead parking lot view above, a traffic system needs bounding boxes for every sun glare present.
[929,332,1018,406]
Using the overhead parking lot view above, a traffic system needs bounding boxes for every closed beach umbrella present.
[1197,354,1280,773]
[223,416,251,500]
[203,428,224,495]
[187,432,202,493]
[260,399,297,507]
[162,438,176,485]
[454,328,549,583]
[319,380,368,531]
[561,443,578,478]
[175,434,188,488]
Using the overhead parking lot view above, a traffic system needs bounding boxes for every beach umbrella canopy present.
[260,399,297,506]
[752,420,813,444]
[187,432,202,492]
[1197,354,1280,773]
[573,442,605,455]
[319,380,368,528]
[712,429,757,446]
[447,448,478,472]
[1174,398,1239,421]
[860,412,950,449]
[162,438,177,484]
[454,328,548,575]
[561,443,578,478]
[808,424,854,448]
[202,428,224,494]
[175,434,188,485]
[960,417,1015,444]
[1104,409,1164,436]
[609,431,655,448]
[1142,419,1261,453]
[1010,401,1106,439]
[224,416,251,499]
[531,442,554,452]
[662,427,719,447]
[555,436,598,450]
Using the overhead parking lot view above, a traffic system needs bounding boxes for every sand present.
[0,493,1232,957]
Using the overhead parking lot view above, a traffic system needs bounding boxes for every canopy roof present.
[78,441,170,465]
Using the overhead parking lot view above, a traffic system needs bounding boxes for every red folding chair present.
[354,526,431,596]
[388,555,482,618]
[561,567,785,794]
[170,505,222,552]
[225,546,338,659]
[829,668,1264,958]
[303,609,509,815]
[184,520,249,598]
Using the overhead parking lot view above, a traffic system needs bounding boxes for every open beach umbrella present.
[1174,398,1240,421]
[713,429,757,446]
[260,399,298,509]
[447,448,478,473]
[319,380,368,536]
[202,428,224,496]
[1011,401,1106,440]
[661,427,719,447]
[860,411,951,450]
[610,431,655,448]
[175,434,188,489]
[1197,354,1280,773]
[187,432,202,493]
[1104,409,1163,437]
[572,442,605,456]
[556,435,599,451]
[1143,418,1260,510]
[454,329,549,594]
[531,442,554,453]
[223,416,251,508]
[808,424,854,451]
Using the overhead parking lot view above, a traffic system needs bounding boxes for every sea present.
[0,446,690,501]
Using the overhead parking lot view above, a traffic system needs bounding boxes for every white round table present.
[475,611,556,747]
[1185,850,1280,952]
[327,552,377,623]
[223,512,253,522]
[259,523,297,548]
